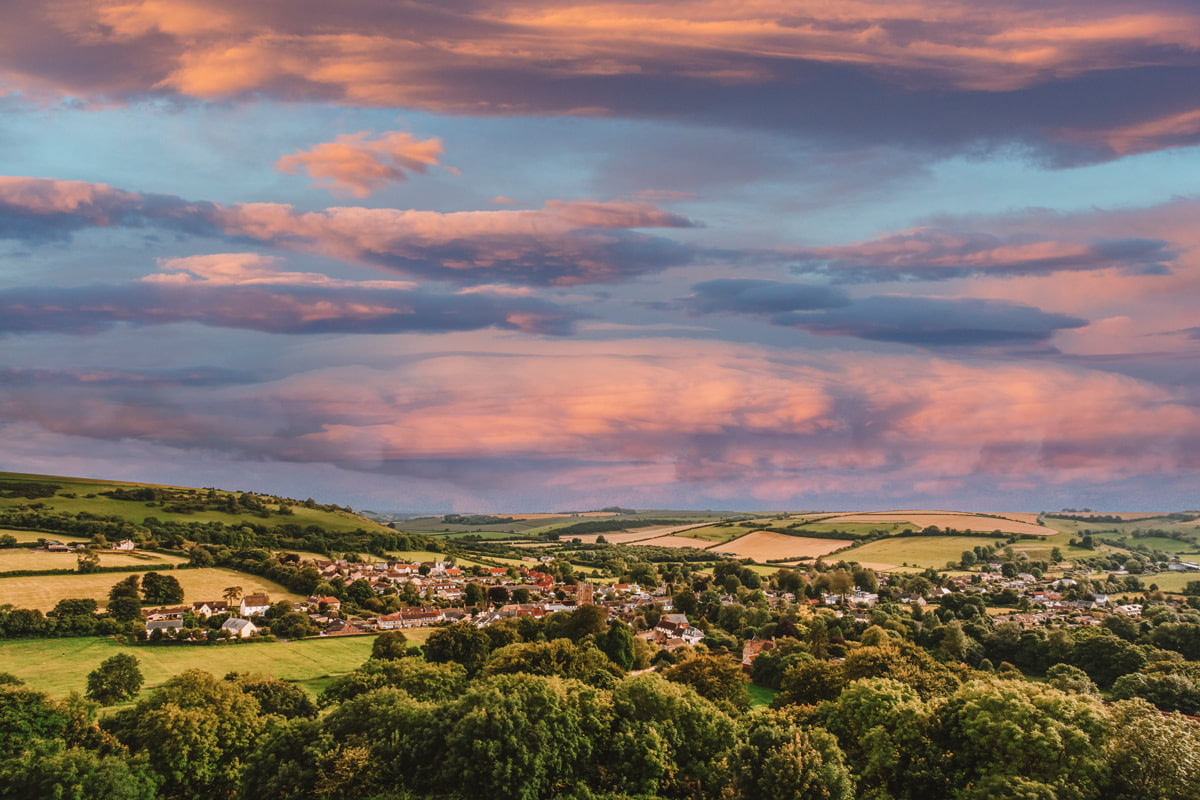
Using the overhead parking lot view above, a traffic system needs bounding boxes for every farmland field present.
[0,632,433,701]
[1142,571,1200,593]
[709,531,849,561]
[0,567,301,611]
[0,548,187,571]
[839,535,1017,569]
[1,528,90,544]
[571,524,711,545]
[671,523,748,544]
[819,511,1056,536]
[631,535,719,550]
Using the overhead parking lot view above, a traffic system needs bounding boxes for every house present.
[240,594,271,616]
[375,607,444,629]
[653,613,705,646]
[497,603,547,619]
[742,638,776,672]
[192,600,229,618]
[221,618,258,638]
[143,606,188,621]
[146,618,184,634]
[311,595,341,611]
[114,539,136,551]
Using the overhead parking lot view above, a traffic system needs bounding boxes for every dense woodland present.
[5,592,1200,800]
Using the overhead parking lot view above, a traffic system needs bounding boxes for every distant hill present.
[0,471,429,556]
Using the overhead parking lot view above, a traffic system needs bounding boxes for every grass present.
[0,548,187,571]
[747,683,777,709]
[0,567,302,611]
[671,524,746,544]
[789,521,912,537]
[0,628,439,703]
[1141,571,1200,593]
[1094,534,1200,555]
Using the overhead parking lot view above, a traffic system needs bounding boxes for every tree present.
[85,653,143,705]
[665,654,751,711]
[223,586,243,603]
[734,709,853,800]
[75,549,101,573]
[104,669,265,800]
[371,630,410,661]
[107,575,142,622]
[422,622,492,676]
[142,572,184,605]
[482,639,622,685]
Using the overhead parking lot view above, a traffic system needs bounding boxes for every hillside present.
[0,471,415,556]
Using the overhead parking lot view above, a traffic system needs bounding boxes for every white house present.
[221,618,258,638]
[239,594,271,616]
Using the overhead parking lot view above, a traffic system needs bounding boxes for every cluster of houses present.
[142,593,271,639]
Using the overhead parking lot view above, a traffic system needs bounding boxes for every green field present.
[0,471,393,535]
[0,567,302,611]
[0,547,187,572]
[0,632,435,701]
[669,523,745,544]
[788,520,913,537]
[1141,571,1200,593]
[1094,534,1200,555]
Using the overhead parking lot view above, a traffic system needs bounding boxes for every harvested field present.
[821,511,1055,536]
[1,528,90,544]
[0,548,187,571]
[709,531,849,561]
[0,567,301,611]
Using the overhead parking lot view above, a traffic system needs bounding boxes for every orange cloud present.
[7,2,1200,159]
[276,131,447,197]
[5,340,1197,505]
[0,176,696,284]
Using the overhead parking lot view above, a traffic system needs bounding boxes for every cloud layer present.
[276,131,447,197]
[0,254,580,335]
[6,2,1200,161]
[0,177,695,285]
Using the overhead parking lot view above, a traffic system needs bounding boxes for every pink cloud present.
[0,176,696,285]
[3,341,1197,506]
[6,2,1200,159]
[276,131,447,197]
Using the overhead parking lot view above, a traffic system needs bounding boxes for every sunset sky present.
[2,1,1199,512]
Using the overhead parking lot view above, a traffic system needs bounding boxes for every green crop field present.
[1093,534,1200,555]
[788,521,913,537]
[0,631,433,702]
[0,567,302,611]
[669,523,744,544]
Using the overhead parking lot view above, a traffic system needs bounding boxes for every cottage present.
[221,617,258,638]
[239,594,271,616]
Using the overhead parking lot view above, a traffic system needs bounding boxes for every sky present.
[1,1,1199,513]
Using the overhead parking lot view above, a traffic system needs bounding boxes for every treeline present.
[550,518,708,538]
[0,480,60,499]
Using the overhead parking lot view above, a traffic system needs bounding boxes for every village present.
[133,548,1200,669]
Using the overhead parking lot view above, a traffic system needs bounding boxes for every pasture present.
[1143,571,1200,593]
[709,531,850,562]
[671,523,748,544]
[0,567,301,611]
[0,632,434,702]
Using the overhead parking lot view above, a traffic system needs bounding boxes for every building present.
[221,618,258,639]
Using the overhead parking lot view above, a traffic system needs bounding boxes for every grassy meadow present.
[0,632,435,701]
